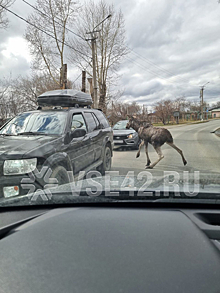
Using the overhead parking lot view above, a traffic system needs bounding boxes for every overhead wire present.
[124,55,199,97]
[21,0,86,41]
[1,2,203,98]
[127,46,197,86]
[72,62,92,84]
[0,4,91,58]
[21,0,198,88]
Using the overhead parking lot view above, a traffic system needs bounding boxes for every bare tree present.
[211,100,220,108]
[0,72,69,119]
[0,75,34,118]
[107,101,148,126]
[12,72,62,110]
[25,0,78,86]
[172,97,188,111]
[188,100,201,112]
[153,100,174,125]
[0,76,13,119]
[69,0,128,112]
[0,0,14,29]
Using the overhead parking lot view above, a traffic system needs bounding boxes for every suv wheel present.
[50,166,70,186]
[98,146,112,175]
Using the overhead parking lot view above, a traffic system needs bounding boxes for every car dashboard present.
[0,205,220,293]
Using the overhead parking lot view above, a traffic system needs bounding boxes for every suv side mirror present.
[64,128,86,144]
[70,128,86,139]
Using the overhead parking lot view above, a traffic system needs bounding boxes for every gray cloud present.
[114,0,220,107]
[0,0,220,107]
[0,51,30,77]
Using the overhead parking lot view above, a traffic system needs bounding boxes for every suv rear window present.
[92,113,101,130]
[84,112,97,132]
[95,111,110,128]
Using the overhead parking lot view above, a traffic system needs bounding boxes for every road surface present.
[112,120,220,177]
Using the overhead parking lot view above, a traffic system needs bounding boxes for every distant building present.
[210,108,220,118]
[182,112,200,121]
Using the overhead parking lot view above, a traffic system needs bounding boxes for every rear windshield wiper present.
[17,132,48,136]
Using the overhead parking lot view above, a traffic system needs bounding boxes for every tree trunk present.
[98,82,107,114]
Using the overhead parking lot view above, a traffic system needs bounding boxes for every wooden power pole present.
[60,64,67,89]
[200,82,209,121]
[81,71,86,92]
[87,77,94,104]
[91,34,98,108]
[86,15,112,109]
[200,88,204,121]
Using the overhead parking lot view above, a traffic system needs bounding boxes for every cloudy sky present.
[0,0,220,107]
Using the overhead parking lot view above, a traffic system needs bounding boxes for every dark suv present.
[0,107,113,198]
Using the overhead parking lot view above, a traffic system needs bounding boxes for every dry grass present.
[153,120,210,127]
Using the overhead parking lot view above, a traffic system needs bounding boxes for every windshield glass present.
[0,0,220,207]
[113,121,129,130]
[0,112,67,135]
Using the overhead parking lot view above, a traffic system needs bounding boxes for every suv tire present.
[50,166,70,186]
[98,146,112,175]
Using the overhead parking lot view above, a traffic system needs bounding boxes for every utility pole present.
[87,78,93,100]
[200,88,204,121]
[85,32,99,108]
[200,82,209,121]
[91,33,98,107]
[81,70,86,92]
[60,64,67,89]
[86,14,112,109]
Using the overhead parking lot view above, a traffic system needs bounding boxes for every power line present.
[72,72,82,84]
[1,2,204,97]
[128,47,176,78]
[0,4,90,58]
[127,46,196,86]
[124,55,199,97]
[124,55,178,84]
[129,49,193,85]
[1,3,95,88]
[21,0,86,41]
[73,63,92,84]
[22,0,192,86]
[19,0,196,87]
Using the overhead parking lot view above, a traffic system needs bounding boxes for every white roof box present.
[37,89,93,107]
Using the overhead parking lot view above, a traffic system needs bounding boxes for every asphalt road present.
[111,120,220,177]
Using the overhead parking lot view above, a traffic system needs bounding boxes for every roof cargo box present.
[37,89,93,107]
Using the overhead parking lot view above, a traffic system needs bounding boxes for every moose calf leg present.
[167,142,187,166]
[136,140,144,158]
[146,146,164,169]
[145,142,151,166]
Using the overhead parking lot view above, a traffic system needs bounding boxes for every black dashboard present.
[0,205,220,293]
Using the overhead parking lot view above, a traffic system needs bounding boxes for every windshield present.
[0,112,67,135]
[113,121,129,130]
[0,0,220,207]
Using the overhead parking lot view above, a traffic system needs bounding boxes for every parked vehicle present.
[0,89,113,198]
[113,120,141,149]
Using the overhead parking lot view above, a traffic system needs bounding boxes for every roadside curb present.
[212,127,220,137]
[158,120,210,129]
